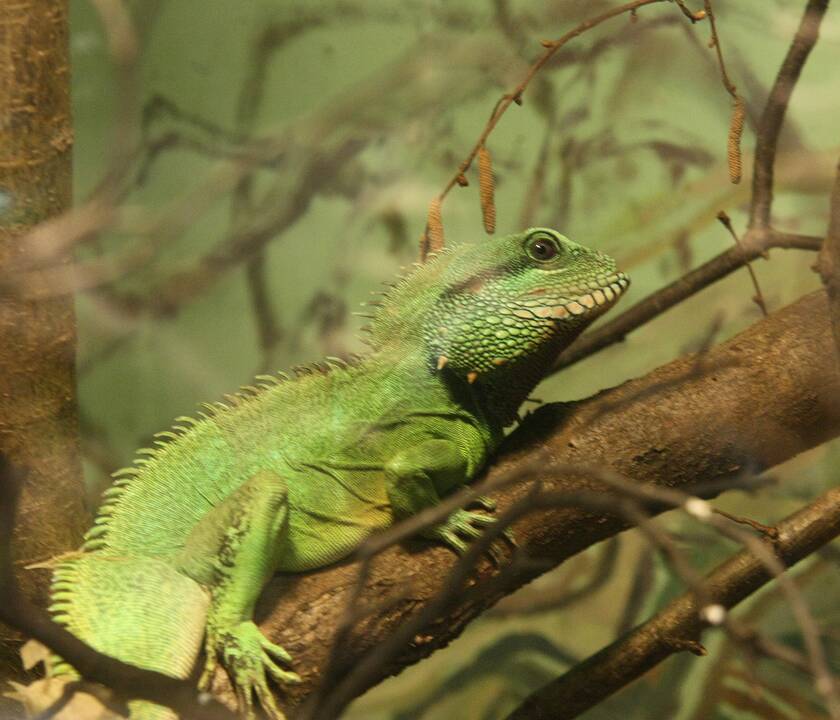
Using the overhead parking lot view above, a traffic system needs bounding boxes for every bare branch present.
[552,229,821,372]
[424,0,713,254]
[716,210,767,316]
[749,0,829,229]
[243,289,840,717]
[507,487,840,720]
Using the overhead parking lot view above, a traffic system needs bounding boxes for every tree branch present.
[749,0,829,229]
[240,289,840,718]
[552,229,821,372]
[507,486,840,720]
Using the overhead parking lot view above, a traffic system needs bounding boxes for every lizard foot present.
[424,510,515,564]
[200,620,301,720]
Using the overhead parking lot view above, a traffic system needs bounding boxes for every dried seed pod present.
[477,144,496,234]
[727,94,745,184]
[424,197,445,258]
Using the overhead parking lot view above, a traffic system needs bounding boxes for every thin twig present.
[703,0,737,97]
[714,508,779,541]
[749,0,829,229]
[508,487,840,720]
[716,210,768,316]
[436,0,700,205]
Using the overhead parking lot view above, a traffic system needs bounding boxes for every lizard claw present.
[202,620,299,719]
[424,510,514,564]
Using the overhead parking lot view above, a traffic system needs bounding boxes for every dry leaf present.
[4,677,122,719]
[20,639,50,671]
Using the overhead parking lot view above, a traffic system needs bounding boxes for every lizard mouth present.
[516,271,630,321]
[512,271,630,322]
[551,271,630,319]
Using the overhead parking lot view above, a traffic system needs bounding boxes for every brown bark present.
[0,0,87,673]
[252,290,840,718]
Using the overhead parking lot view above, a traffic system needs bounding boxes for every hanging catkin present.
[727,95,745,184]
[477,144,496,234]
[425,197,445,257]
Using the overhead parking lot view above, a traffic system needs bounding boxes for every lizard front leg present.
[176,470,298,720]
[384,439,500,555]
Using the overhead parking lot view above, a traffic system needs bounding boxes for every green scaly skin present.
[46,228,628,719]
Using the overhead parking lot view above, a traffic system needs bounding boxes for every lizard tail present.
[48,553,210,719]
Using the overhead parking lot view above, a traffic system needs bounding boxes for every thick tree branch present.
[244,289,840,718]
[749,0,829,229]
[507,486,840,720]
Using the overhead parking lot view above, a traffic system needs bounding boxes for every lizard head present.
[366,227,628,418]
[421,227,629,382]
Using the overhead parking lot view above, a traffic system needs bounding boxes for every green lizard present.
[45,228,628,719]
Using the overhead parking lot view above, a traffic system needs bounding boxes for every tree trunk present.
[0,0,87,676]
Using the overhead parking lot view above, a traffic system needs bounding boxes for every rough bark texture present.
[250,290,840,717]
[0,0,87,673]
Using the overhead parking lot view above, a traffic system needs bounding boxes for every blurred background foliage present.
[68,1,839,718]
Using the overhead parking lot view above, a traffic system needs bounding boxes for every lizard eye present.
[525,233,559,262]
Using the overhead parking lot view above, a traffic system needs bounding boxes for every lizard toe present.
[260,636,294,665]
[206,620,296,718]
[264,654,302,685]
